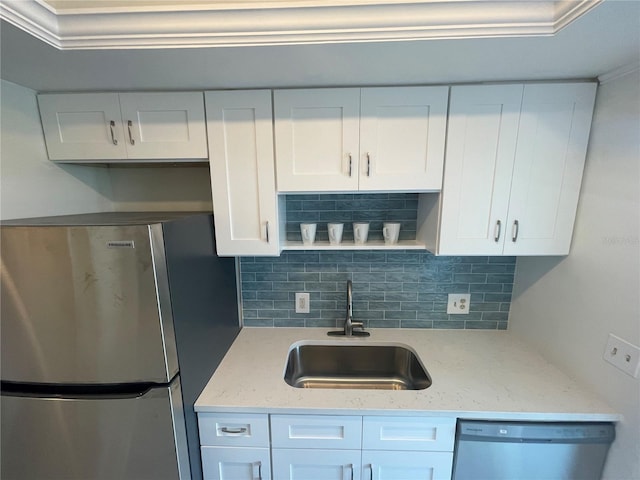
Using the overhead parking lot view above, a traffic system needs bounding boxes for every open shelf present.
[282,239,428,251]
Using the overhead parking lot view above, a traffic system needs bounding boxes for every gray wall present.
[509,70,640,480]
[0,80,111,220]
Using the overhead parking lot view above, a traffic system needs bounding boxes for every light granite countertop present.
[195,328,620,421]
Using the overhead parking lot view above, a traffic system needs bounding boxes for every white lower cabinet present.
[198,413,271,480]
[272,449,361,480]
[201,446,271,480]
[269,414,455,480]
[198,413,455,480]
[362,450,453,480]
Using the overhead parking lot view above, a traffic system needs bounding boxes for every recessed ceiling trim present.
[0,0,603,50]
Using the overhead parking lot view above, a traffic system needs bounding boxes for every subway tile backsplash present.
[240,193,515,330]
[240,252,514,329]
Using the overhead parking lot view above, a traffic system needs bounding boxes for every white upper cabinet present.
[274,88,360,191]
[205,90,280,256]
[359,87,448,191]
[502,83,596,255]
[438,84,524,255]
[38,92,207,161]
[274,86,448,193]
[437,82,596,256]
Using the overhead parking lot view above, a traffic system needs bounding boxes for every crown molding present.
[0,0,603,50]
[598,62,640,85]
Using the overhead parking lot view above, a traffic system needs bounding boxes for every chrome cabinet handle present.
[512,219,519,242]
[265,221,270,243]
[366,152,371,177]
[256,461,262,480]
[369,464,373,480]
[494,220,502,242]
[349,464,353,480]
[127,120,135,145]
[109,121,118,145]
[348,154,353,177]
[220,427,247,434]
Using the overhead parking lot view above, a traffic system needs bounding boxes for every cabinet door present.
[119,92,207,159]
[38,93,128,161]
[205,90,280,256]
[359,86,448,192]
[503,83,596,255]
[274,88,360,192]
[272,448,360,480]
[361,450,453,480]
[201,446,271,480]
[438,85,524,255]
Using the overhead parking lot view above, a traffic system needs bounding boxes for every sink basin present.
[283,341,432,390]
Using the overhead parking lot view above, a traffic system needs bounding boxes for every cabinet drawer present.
[270,414,362,450]
[198,413,270,447]
[362,416,456,451]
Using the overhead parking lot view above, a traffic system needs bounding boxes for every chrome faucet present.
[328,280,370,337]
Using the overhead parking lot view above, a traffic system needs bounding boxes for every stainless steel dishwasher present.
[452,420,615,480]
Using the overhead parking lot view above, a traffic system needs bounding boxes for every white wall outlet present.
[447,293,470,314]
[603,333,640,378]
[295,292,310,314]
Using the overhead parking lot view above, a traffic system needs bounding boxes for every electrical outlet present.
[603,333,640,378]
[295,292,310,314]
[447,294,470,314]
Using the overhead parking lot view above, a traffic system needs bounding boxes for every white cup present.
[300,223,317,245]
[328,223,344,245]
[383,222,401,245]
[353,222,370,245]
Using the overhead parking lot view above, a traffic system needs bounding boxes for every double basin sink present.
[284,341,431,391]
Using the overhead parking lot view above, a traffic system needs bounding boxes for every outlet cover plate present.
[447,294,470,314]
[603,333,640,378]
[295,292,310,314]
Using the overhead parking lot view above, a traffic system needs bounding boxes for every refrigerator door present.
[0,224,177,384]
[1,378,190,480]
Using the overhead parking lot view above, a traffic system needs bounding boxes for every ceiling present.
[1,0,639,92]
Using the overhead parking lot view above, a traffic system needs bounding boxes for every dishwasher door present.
[452,420,615,480]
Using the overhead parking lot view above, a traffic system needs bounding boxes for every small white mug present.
[353,222,370,245]
[328,223,344,245]
[383,222,401,245]
[300,223,317,245]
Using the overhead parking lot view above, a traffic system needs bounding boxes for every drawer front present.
[201,446,271,480]
[198,413,270,447]
[362,416,456,452]
[270,414,362,450]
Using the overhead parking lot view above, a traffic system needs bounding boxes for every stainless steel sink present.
[283,342,432,390]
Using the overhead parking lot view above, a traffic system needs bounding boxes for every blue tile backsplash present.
[239,193,515,330]
[240,252,514,329]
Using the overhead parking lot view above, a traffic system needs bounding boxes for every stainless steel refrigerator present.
[0,212,241,480]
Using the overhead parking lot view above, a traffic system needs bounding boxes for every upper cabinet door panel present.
[119,92,208,159]
[359,86,448,191]
[503,83,597,255]
[438,84,524,255]
[38,93,128,160]
[274,88,360,192]
[206,90,279,256]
